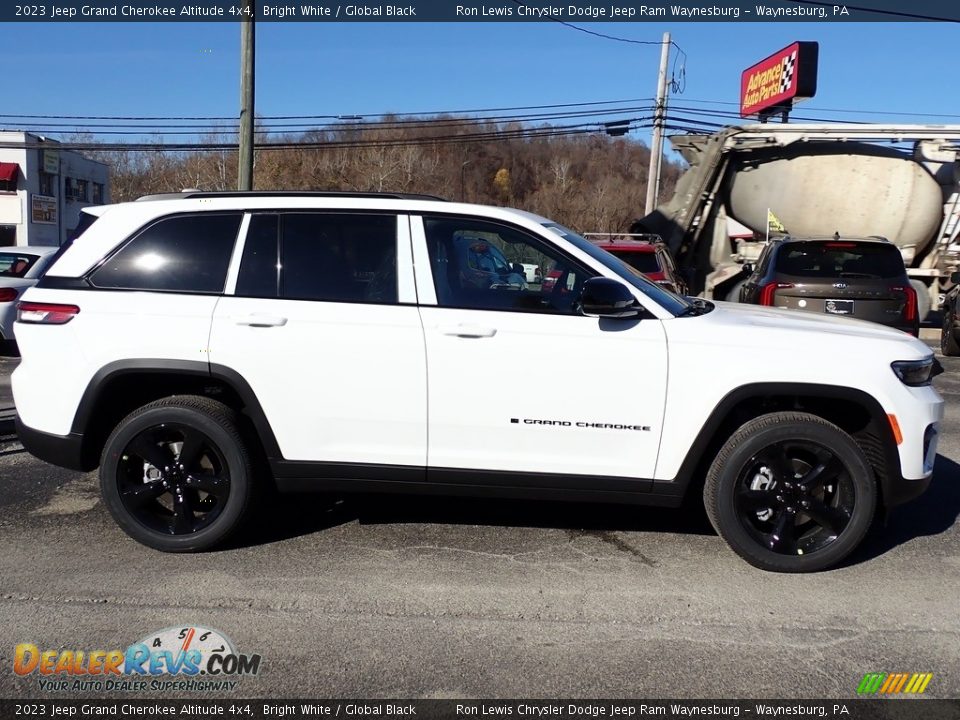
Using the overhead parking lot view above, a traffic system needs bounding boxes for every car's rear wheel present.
[942,306,960,356]
[704,412,876,572]
[100,395,255,552]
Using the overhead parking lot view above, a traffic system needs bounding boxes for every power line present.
[506,0,690,83]
[13,95,958,130]
[668,104,856,125]
[652,97,960,120]
[0,120,654,153]
[0,98,654,123]
[1,106,656,136]
[507,0,674,45]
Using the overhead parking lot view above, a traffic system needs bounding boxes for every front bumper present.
[884,470,931,509]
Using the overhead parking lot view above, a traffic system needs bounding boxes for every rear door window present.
[235,214,280,298]
[775,242,906,279]
[235,213,399,304]
[91,213,243,293]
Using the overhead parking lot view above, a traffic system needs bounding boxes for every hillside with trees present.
[86,117,684,234]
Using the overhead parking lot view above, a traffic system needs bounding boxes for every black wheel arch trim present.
[70,359,283,466]
[58,372,914,510]
[656,382,906,506]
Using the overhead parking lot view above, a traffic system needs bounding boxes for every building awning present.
[0,162,18,183]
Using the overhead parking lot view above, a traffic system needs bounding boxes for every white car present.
[11,192,943,572]
[0,246,60,345]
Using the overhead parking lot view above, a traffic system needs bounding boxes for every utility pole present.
[644,31,671,216]
[238,0,255,191]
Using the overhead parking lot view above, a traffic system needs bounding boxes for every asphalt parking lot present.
[0,345,957,700]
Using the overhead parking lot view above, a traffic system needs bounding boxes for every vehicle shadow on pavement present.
[238,491,715,548]
[849,453,960,564]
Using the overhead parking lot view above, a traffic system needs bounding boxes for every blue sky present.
[4,21,960,148]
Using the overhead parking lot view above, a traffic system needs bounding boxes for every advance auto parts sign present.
[740,41,818,118]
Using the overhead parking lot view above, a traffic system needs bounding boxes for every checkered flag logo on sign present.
[779,51,797,93]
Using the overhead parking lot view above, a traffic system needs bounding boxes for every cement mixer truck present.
[631,124,960,320]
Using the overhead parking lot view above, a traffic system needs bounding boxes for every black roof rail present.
[135,190,448,202]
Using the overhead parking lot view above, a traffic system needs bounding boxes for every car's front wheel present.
[704,412,877,572]
[100,395,255,552]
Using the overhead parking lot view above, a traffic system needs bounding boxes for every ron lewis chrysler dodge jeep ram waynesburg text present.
[11,192,943,572]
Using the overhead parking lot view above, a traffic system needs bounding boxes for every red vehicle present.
[585,234,688,295]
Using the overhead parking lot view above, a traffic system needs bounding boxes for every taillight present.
[17,301,80,325]
[759,282,793,306]
[890,285,917,322]
[0,288,17,303]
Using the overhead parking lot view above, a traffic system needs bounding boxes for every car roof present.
[0,246,60,257]
[776,235,892,245]
[594,242,658,252]
[134,190,449,202]
[46,195,574,279]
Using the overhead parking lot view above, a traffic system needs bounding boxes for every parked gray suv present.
[739,236,919,335]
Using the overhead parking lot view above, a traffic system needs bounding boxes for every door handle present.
[439,324,497,338]
[235,314,288,327]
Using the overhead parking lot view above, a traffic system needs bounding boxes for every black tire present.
[0,339,19,357]
[941,307,960,356]
[704,412,877,573]
[100,395,255,552]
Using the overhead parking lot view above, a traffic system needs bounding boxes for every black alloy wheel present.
[705,412,877,572]
[734,440,854,557]
[100,396,255,552]
[117,423,231,536]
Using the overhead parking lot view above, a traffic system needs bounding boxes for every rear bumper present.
[15,415,88,472]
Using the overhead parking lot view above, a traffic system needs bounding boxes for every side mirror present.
[742,263,754,275]
[578,277,641,319]
[952,271,960,284]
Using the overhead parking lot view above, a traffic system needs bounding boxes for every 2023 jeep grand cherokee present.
[12,192,943,572]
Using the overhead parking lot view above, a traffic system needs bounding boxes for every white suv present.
[12,192,943,572]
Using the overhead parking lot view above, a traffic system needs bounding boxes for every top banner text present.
[5,0,959,22]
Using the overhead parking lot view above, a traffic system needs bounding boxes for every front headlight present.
[891,358,940,386]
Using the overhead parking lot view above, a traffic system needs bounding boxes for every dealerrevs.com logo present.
[14,626,262,693]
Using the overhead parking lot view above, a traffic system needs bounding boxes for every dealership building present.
[0,131,110,247]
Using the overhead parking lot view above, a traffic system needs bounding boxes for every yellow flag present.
[767,209,786,234]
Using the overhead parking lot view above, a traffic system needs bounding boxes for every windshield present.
[541,223,692,316]
[607,250,661,274]
[776,242,906,279]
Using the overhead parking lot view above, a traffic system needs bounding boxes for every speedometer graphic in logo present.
[137,625,235,669]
